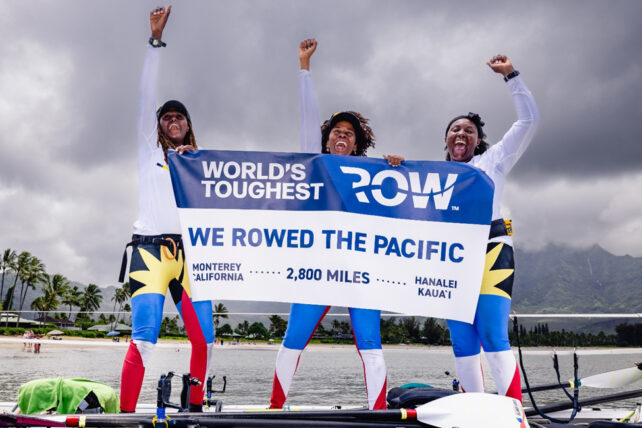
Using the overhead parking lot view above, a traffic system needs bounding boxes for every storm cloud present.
[1,0,641,285]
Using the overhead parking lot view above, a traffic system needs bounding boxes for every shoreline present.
[0,336,444,350]
[1,337,641,355]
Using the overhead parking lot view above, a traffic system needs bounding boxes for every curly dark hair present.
[156,124,197,163]
[444,112,489,161]
[320,111,375,157]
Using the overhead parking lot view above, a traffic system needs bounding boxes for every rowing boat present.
[2,363,641,428]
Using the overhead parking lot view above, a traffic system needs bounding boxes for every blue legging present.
[272,303,387,410]
[446,242,522,400]
[128,240,214,344]
[120,238,214,411]
[283,303,381,350]
[130,294,214,344]
[447,294,512,356]
[447,241,515,356]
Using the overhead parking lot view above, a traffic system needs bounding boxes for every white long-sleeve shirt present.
[299,69,322,154]
[132,45,181,235]
[469,75,540,244]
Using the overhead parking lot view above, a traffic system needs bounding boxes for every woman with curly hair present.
[118,6,214,413]
[444,55,539,402]
[269,38,400,411]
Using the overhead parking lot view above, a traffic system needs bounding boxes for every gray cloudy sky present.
[1,0,641,287]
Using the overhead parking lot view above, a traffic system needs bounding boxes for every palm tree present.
[235,320,250,336]
[61,285,82,320]
[3,251,29,309]
[31,296,45,313]
[110,282,131,330]
[37,273,70,326]
[0,249,17,310]
[212,302,229,329]
[78,284,103,322]
[3,251,30,326]
[16,256,46,326]
[122,303,132,325]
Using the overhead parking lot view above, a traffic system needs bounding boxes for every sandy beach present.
[2,336,640,356]
[0,335,446,350]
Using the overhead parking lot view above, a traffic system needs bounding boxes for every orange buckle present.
[161,237,178,260]
[505,219,513,236]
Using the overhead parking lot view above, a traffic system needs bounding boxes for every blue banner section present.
[168,150,494,225]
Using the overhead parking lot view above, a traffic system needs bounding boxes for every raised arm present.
[486,55,540,173]
[298,39,322,153]
[137,6,172,154]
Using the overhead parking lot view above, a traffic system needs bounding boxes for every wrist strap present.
[504,70,520,82]
[149,37,167,48]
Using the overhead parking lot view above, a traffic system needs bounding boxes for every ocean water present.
[1,341,640,410]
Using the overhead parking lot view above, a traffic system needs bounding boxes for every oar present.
[578,363,642,388]
[70,393,527,428]
[196,395,527,428]
[524,387,642,417]
[192,420,421,428]
[0,414,67,427]
[521,362,642,393]
[408,393,527,428]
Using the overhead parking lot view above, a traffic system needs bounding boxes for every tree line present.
[0,248,130,329]
[214,317,640,347]
[211,315,451,344]
[509,323,619,347]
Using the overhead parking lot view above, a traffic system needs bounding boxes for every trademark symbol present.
[451,206,459,211]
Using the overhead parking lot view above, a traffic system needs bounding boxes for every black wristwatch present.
[504,70,520,82]
[148,37,166,48]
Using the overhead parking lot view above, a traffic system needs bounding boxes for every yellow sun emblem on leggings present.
[129,247,188,298]
[479,243,514,299]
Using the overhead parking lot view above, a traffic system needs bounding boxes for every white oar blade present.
[416,392,529,428]
[579,366,642,388]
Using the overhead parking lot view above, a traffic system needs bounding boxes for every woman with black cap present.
[118,6,214,413]
[269,38,402,411]
[444,54,539,402]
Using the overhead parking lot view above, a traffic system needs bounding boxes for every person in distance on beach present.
[118,6,214,413]
[444,54,539,402]
[269,38,403,411]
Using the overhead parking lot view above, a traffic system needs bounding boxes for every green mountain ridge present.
[513,244,642,314]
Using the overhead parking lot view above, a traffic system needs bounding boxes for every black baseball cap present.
[156,100,192,124]
[328,111,363,135]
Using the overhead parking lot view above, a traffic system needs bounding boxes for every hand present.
[176,144,196,155]
[486,54,515,77]
[383,154,405,167]
[299,38,317,70]
[150,6,172,39]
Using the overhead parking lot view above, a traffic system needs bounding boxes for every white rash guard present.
[467,75,540,245]
[133,45,181,236]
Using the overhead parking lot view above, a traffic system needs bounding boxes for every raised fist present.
[299,38,318,70]
[150,6,172,39]
[486,54,515,77]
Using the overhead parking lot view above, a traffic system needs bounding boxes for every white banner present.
[169,150,494,323]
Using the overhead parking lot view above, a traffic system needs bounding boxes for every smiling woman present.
[320,111,375,157]
[156,100,197,161]
[116,6,214,414]
[444,112,487,163]
[442,54,539,404]
[268,38,407,412]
